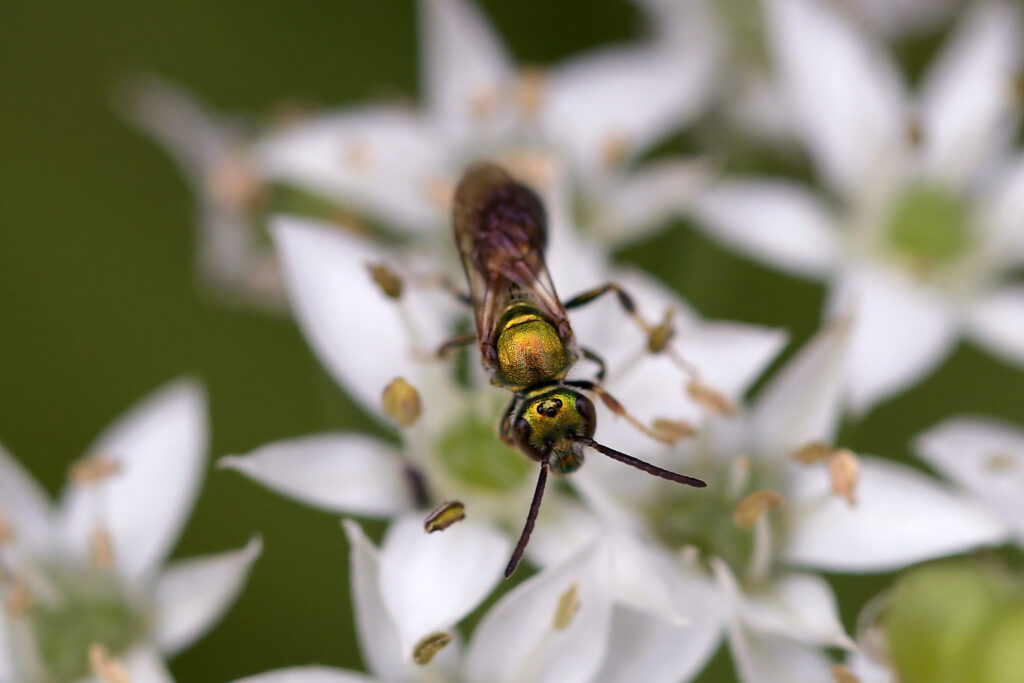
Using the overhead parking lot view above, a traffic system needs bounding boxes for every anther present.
[831,664,860,683]
[424,501,466,533]
[503,151,556,189]
[69,455,121,486]
[733,490,785,530]
[0,510,13,545]
[790,441,834,464]
[91,526,116,569]
[986,452,1016,472]
[468,88,498,119]
[601,134,630,167]
[89,644,131,683]
[382,378,422,427]
[516,67,546,119]
[905,115,924,147]
[343,141,370,169]
[426,175,454,211]
[367,262,404,300]
[829,450,859,506]
[4,577,33,617]
[553,582,580,631]
[413,631,453,665]
[647,309,675,354]
[687,381,737,417]
[652,418,697,442]
[207,153,264,211]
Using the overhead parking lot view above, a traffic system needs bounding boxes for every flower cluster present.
[15,0,1021,681]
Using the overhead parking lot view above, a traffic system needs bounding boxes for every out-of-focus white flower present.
[221,164,782,589]
[120,77,287,311]
[916,416,1024,546]
[846,0,958,37]
[531,322,1009,682]
[693,0,1024,413]
[124,0,716,310]
[0,380,260,683]
[231,523,614,683]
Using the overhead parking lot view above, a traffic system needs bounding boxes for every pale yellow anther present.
[831,664,860,683]
[733,489,785,530]
[503,151,556,189]
[89,644,131,683]
[426,176,455,211]
[516,67,546,119]
[790,441,835,464]
[553,582,580,631]
[382,378,422,428]
[367,262,404,300]
[90,526,116,570]
[905,115,924,147]
[343,141,370,169]
[652,418,697,442]
[986,452,1016,472]
[207,153,264,210]
[601,134,630,167]
[412,632,452,666]
[468,87,498,120]
[0,510,13,545]
[829,450,859,506]
[687,381,737,417]
[4,578,33,618]
[70,455,121,486]
[647,309,675,354]
[424,501,466,533]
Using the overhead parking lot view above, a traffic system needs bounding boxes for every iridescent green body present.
[453,163,591,475]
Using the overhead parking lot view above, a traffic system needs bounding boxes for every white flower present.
[692,0,1024,413]
[916,415,1024,546]
[221,161,782,585]
[119,77,286,311]
[0,380,260,683]
[231,520,614,683]
[534,322,1009,682]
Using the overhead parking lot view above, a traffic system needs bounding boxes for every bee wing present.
[453,163,573,350]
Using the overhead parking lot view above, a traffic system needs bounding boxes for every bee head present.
[512,388,596,473]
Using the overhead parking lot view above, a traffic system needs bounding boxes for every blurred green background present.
[1,1,1021,680]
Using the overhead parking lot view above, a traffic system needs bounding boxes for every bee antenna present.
[571,435,706,488]
[504,452,551,579]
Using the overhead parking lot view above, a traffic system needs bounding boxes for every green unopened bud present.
[884,564,1001,683]
[382,378,421,427]
[974,607,1024,683]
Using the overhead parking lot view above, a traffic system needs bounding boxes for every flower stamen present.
[89,644,130,683]
[733,489,784,530]
[69,455,121,486]
[516,68,546,119]
[367,262,404,300]
[382,378,423,428]
[90,526,116,570]
[552,582,580,631]
[829,450,860,506]
[412,631,452,665]
[424,500,465,533]
[831,664,860,683]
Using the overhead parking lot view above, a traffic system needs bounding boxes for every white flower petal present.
[272,217,457,423]
[0,441,52,558]
[692,178,840,278]
[847,650,896,683]
[153,535,262,656]
[420,0,514,142]
[979,154,1024,262]
[254,108,445,233]
[751,321,850,458]
[97,646,174,683]
[712,559,834,683]
[785,456,1010,572]
[541,44,713,174]
[916,416,1024,544]
[342,520,410,683]
[378,515,508,659]
[606,531,690,625]
[596,561,725,683]
[850,0,957,37]
[742,572,854,649]
[464,542,613,683]
[0,613,12,682]
[588,159,711,247]
[766,0,906,199]
[57,379,207,583]
[220,433,411,517]
[918,2,1021,186]
[966,286,1024,367]
[232,668,378,683]
[827,265,958,414]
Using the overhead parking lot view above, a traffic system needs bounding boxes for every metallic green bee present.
[443,162,706,577]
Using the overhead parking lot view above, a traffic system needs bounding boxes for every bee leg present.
[435,333,477,359]
[567,379,681,445]
[499,397,518,446]
[579,346,607,382]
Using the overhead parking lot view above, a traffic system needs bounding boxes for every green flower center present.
[885,185,971,266]
[644,458,786,577]
[436,412,530,493]
[28,567,149,683]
